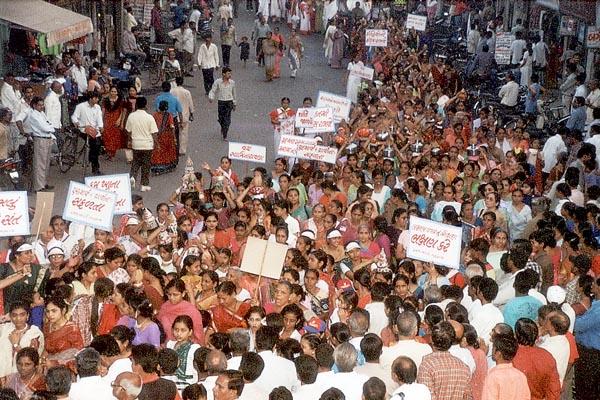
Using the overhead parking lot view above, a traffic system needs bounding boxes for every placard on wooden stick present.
[31,192,54,240]
[240,236,288,280]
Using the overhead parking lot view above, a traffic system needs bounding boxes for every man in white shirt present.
[69,348,114,400]
[124,6,138,31]
[586,79,600,124]
[203,350,228,400]
[532,35,549,83]
[356,334,398,396]
[237,352,269,400]
[26,96,56,192]
[125,96,158,192]
[448,320,476,375]
[294,355,326,400]
[69,54,88,98]
[44,81,62,131]
[470,277,504,344]
[509,31,526,67]
[538,310,571,385]
[380,311,432,370]
[541,128,568,179]
[586,123,600,166]
[254,326,299,393]
[71,91,103,174]
[365,282,387,336]
[329,342,369,400]
[197,35,221,95]
[171,76,194,155]
[390,356,432,400]
[189,4,202,30]
[498,72,519,107]
[169,24,195,75]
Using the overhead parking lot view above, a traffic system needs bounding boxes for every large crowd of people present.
[1,1,600,400]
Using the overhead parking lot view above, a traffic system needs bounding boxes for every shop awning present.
[0,0,93,46]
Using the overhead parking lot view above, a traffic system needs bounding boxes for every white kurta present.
[346,61,363,103]
[323,25,336,59]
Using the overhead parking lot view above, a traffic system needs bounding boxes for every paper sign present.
[63,181,117,232]
[280,118,296,135]
[0,191,29,237]
[587,28,600,48]
[228,142,267,163]
[349,64,375,81]
[406,216,463,269]
[365,29,388,47]
[240,236,288,280]
[31,192,54,238]
[277,134,337,163]
[316,91,352,123]
[295,107,335,133]
[406,14,427,31]
[85,174,132,215]
[494,32,514,65]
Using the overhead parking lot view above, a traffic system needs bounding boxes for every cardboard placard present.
[240,236,288,280]
[85,174,132,215]
[494,32,515,65]
[277,134,337,164]
[0,191,29,237]
[295,107,335,133]
[406,14,427,31]
[316,91,352,123]
[228,142,267,163]
[30,192,54,239]
[406,216,463,269]
[349,64,375,81]
[63,181,117,232]
[365,29,389,47]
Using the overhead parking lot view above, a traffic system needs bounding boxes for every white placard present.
[277,134,337,164]
[349,64,375,81]
[228,142,267,163]
[0,191,29,237]
[63,181,117,232]
[295,107,335,133]
[587,28,600,48]
[365,29,389,47]
[406,216,463,269]
[494,32,515,65]
[316,91,352,123]
[406,14,427,31]
[85,174,132,215]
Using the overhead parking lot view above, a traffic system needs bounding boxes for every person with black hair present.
[132,344,178,400]
[182,383,207,400]
[503,270,544,329]
[45,366,71,400]
[539,310,571,386]
[71,91,103,175]
[390,356,431,399]
[471,277,504,344]
[213,370,244,400]
[512,318,561,400]
[90,334,129,383]
[253,326,298,393]
[237,352,268,399]
[365,282,389,336]
[157,348,179,384]
[483,335,530,399]
[417,322,471,399]
[208,67,236,141]
[70,348,113,400]
[355,334,395,395]
[293,354,322,399]
[125,95,159,192]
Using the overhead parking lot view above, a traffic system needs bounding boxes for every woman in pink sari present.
[158,279,205,345]
[272,27,285,79]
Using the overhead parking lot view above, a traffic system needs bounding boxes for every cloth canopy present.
[0,0,93,46]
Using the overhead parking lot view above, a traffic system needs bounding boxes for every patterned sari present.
[209,302,251,333]
[151,111,178,174]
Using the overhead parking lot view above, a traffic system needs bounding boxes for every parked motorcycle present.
[0,158,23,191]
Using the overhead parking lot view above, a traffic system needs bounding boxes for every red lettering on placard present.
[0,213,22,226]
[0,199,18,210]
[70,197,106,212]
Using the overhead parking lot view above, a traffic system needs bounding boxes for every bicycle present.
[58,126,89,176]
[148,44,170,86]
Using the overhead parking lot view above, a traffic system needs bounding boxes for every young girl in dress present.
[166,315,200,391]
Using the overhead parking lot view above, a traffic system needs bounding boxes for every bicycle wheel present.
[149,62,162,86]
[59,134,79,173]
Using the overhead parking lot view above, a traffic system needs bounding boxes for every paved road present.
[44,11,347,214]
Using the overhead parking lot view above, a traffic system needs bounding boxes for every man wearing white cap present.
[324,229,345,262]
[547,285,576,333]
[0,243,42,310]
[338,241,363,280]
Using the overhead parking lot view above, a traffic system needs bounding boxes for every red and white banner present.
[349,64,375,81]
[316,91,352,123]
[295,107,335,133]
[228,142,267,163]
[0,191,29,237]
[63,181,117,232]
[406,216,463,269]
[365,29,389,47]
[85,174,132,215]
[277,134,337,164]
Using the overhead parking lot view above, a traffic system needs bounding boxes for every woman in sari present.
[151,100,178,174]
[158,279,205,344]
[196,270,219,311]
[42,296,84,369]
[5,348,46,400]
[329,20,345,69]
[209,281,251,333]
[271,27,285,79]
[0,302,43,384]
[298,0,311,35]
[101,86,127,160]
[262,32,278,82]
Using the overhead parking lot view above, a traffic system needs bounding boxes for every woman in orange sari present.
[209,281,250,333]
[271,27,285,79]
[101,86,127,159]
[151,100,178,175]
[42,296,84,370]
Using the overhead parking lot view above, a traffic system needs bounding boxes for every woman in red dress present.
[209,281,251,333]
[42,296,84,370]
[151,100,178,174]
[102,86,127,159]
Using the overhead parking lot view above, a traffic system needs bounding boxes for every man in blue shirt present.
[503,269,543,329]
[566,96,587,133]
[173,0,187,28]
[154,81,183,152]
[574,277,600,399]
